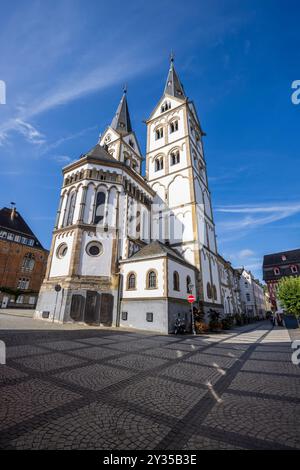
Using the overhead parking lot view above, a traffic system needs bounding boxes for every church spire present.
[111,86,132,135]
[164,54,186,100]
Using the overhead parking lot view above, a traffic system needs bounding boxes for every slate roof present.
[164,58,186,100]
[111,91,132,135]
[121,240,195,268]
[0,207,44,249]
[85,144,116,162]
[263,249,300,267]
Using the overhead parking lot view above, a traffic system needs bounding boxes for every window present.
[281,255,287,261]
[146,312,153,322]
[86,241,103,257]
[14,235,21,243]
[129,139,135,149]
[147,270,157,289]
[173,271,180,291]
[28,239,34,246]
[127,272,136,290]
[274,267,280,275]
[65,191,76,226]
[22,253,35,272]
[170,150,180,166]
[7,233,14,241]
[94,191,106,224]
[161,101,171,113]
[186,276,192,293]
[17,278,29,290]
[207,282,212,299]
[155,127,163,140]
[169,120,179,133]
[155,157,164,172]
[291,265,298,274]
[16,295,24,304]
[212,285,217,300]
[56,243,68,259]
[246,293,251,302]
[0,231,7,238]
[121,311,128,321]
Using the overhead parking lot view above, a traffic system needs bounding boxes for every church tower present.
[35,90,153,326]
[145,57,222,315]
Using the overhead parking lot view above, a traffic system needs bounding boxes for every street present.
[0,315,299,450]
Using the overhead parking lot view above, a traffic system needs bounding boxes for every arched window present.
[147,270,157,289]
[21,253,35,272]
[212,284,217,300]
[170,150,180,166]
[291,265,298,274]
[66,191,76,226]
[207,282,212,299]
[186,276,191,293]
[127,272,136,290]
[274,267,280,275]
[94,191,106,224]
[169,120,179,134]
[161,101,171,113]
[155,127,163,140]
[155,157,164,172]
[173,271,180,291]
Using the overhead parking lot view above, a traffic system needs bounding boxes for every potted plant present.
[208,309,222,332]
[194,309,209,334]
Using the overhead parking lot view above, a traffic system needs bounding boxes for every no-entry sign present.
[187,295,195,303]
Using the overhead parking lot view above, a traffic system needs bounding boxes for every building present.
[0,206,48,308]
[35,58,226,333]
[237,268,266,318]
[217,255,242,315]
[263,248,300,311]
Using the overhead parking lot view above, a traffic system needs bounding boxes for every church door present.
[84,291,100,325]
[70,294,85,322]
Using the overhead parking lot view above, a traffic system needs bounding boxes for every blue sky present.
[0,0,299,280]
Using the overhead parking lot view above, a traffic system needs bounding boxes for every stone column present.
[54,194,64,229]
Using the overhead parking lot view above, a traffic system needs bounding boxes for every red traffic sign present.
[187,295,195,303]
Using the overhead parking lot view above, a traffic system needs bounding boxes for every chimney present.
[10,202,16,221]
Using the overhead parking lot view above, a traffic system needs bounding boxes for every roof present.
[164,58,186,100]
[0,207,45,249]
[84,143,116,162]
[263,249,300,267]
[111,91,132,135]
[121,240,195,268]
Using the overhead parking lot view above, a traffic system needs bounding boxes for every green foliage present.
[277,277,300,317]
[208,309,222,331]
[221,315,234,330]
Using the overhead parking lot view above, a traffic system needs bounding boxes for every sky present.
[0,0,299,281]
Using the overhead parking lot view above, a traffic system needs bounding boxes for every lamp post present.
[188,283,196,335]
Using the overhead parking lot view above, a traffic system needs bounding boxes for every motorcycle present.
[174,318,186,335]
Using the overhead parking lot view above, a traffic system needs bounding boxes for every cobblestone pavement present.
[0,315,299,450]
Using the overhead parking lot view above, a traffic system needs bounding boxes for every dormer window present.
[169,120,179,134]
[129,139,135,149]
[274,267,280,275]
[161,101,171,113]
[281,255,287,261]
[105,134,111,143]
[155,127,163,140]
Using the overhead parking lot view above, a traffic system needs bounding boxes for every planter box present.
[284,315,299,329]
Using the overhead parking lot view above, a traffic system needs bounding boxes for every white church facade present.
[35,59,225,333]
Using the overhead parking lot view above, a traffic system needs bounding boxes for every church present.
[35,58,224,333]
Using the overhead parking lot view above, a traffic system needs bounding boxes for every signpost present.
[187,294,196,335]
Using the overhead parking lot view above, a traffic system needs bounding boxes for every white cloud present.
[14,119,46,145]
[216,203,300,232]
[238,249,255,258]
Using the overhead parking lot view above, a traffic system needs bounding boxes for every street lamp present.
[188,283,196,335]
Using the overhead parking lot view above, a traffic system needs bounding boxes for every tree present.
[277,277,300,317]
